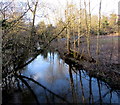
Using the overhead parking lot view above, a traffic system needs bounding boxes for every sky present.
[39,0,119,25]
[2,0,120,24]
[42,0,119,15]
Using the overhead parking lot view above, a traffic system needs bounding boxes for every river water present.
[15,51,119,104]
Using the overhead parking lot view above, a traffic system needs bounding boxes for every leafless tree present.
[96,0,102,63]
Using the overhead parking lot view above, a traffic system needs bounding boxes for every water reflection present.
[2,52,120,104]
[20,52,120,104]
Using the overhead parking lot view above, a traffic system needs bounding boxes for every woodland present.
[1,0,120,104]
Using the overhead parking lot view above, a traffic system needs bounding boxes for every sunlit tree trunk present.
[65,3,70,54]
[84,0,91,57]
[27,0,38,48]
[96,0,102,63]
[78,0,81,54]
[88,0,91,57]
[72,16,76,58]
[73,27,76,58]
[66,23,70,54]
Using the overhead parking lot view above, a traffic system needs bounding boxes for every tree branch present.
[16,74,70,103]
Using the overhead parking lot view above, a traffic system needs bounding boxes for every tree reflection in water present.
[79,70,85,103]
[2,52,120,104]
[68,65,76,103]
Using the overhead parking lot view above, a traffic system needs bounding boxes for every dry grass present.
[50,35,120,89]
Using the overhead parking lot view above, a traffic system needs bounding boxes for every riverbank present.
[50,35,120,89]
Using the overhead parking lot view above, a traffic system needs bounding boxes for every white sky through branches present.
[5,0,120,24]
[41,0,119,25]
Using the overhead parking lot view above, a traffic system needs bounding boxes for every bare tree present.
[77,0,82,52]
[65,2,70,54]
[84,0,91,57]
[27,0,39,46]
[88,0,91,57]
[96,0,102,63]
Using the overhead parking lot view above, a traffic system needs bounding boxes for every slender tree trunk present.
[96,0,102,63]
[65,3,70,54]
[31,0,38,40]
[66,23,70,54]
[73,26,76,58]
[27,0,38,49]
[84,0,91,57]
[88,0,91,57]
[78,0,81,54]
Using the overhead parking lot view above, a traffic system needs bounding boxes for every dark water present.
[17,52,120,104]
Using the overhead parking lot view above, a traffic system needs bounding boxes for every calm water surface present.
[21,52,120,104]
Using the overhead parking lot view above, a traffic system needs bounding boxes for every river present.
[3,51,120,104]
